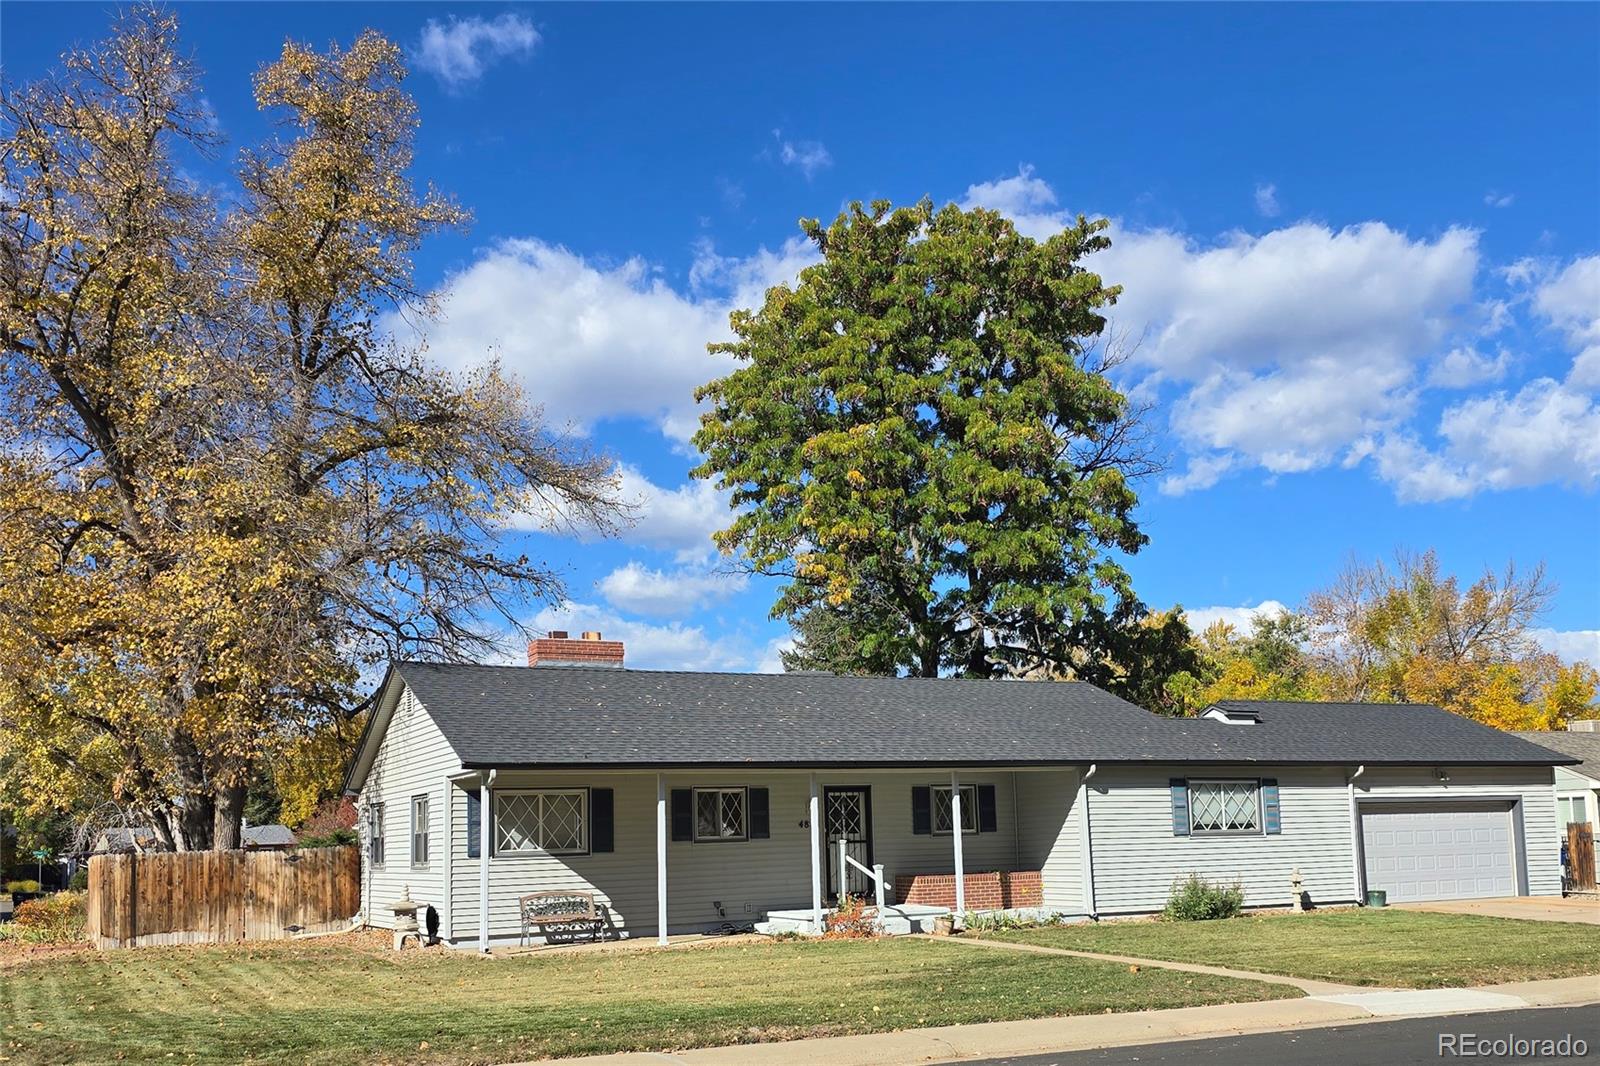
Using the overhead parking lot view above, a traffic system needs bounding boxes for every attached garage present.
[1360,801,1518,903]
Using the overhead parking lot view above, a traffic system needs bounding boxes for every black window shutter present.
[591,788,615,852]
[465,788,481,859]
[749,788,770,839]
[911,786,932,835]
[977,784,998,833]
[1170,779,1191,837]
[670,789,693,841]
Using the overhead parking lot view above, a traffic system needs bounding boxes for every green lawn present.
[976,910,1600,989]
[0,935,1295,1065]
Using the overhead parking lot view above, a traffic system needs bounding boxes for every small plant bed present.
[0,931,1296,1064]
[972,908,1600,988]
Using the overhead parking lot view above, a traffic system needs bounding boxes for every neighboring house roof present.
[242,824,296,848]
[342,664,1575,789]
[93,827,157,853]
[1513,731,1600,782]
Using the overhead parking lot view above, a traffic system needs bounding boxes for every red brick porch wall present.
[893,870,1042,910]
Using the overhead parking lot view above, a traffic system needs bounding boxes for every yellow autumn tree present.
[0,10,620,849]
[1305,551,1597,730]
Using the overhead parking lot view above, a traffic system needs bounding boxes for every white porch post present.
[950,770,966,917]
[657,773,669,945]
[478,771,494,953]
[809,772,823,932]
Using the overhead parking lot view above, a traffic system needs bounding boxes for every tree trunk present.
[170,730,214,851]
[212,782,246,851]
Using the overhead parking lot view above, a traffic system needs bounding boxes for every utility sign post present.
[32,849,49,883]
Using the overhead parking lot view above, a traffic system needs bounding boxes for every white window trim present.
[368,802,386,868]
[931,784,978,836]
[410,794,430,868]
[1188,778,1264,836]
[1558,791,1592,826]
[494,788,590,856]
[692,786,749,843]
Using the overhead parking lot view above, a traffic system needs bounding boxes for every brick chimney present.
[527,630,625,669]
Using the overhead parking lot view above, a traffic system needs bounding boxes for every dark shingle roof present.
[391,664,1574,769]
[242,824,296,848]
[1513,730,1600,777]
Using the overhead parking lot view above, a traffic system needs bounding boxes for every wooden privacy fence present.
[85,845,360,949]
[1568,823,1596,892]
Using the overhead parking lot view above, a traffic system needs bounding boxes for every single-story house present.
[342,633,1577,950]
[1515,724,1600,884]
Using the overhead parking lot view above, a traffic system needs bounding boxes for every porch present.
[432,765,1085,949]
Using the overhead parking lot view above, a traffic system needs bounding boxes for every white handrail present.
[837,839,887,912]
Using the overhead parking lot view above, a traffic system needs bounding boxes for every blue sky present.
[6,3,1598,671]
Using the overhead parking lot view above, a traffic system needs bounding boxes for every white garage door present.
[1360,802,1517,903]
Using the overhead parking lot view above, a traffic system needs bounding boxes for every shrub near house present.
[1164,875,1245,921]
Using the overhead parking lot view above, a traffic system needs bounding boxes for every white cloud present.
[411,14,539,90]
[511,462,732,561]
[1530,627,1600,667]
[1484,191,1515,208]
[1160,452,1236,496]
[1373,379,1600,502]
[528,601,755,671]
[773,131,832,179]
[390,237,815,444]
[1426,346,1512,389]
[754,634,795,674]
[964,166,1510,497]
[1182,600,1292,634]
[960,165,1067,240]
[597,560,747,616]
[1527,255,1600,389]
[1254,182,1280,218]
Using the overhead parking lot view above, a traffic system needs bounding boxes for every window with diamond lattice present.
[694,788,747,841]
[931,785,978,835]
[1188,780,1262,834]
[495,789,587,855]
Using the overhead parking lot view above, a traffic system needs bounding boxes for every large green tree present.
[0,11,618,850]
[694,199,1156,678]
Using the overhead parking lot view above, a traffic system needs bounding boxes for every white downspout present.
[950,770,966,919]
[1348,764,1366,904]
[657,772,669,945]
[809,773,823,933]
[478,770,495,952]
[1078,764,1098,919]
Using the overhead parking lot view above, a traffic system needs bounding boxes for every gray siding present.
[1088,764,1359,915]
[357,687,462,929]
[446,770,1033,945]
[1015,769,1084,914]
[1355,765,1560,897]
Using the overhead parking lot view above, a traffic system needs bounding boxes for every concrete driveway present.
[1391,895,1600,924]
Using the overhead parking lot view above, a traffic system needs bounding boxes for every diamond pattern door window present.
[1188,780,1261,834]
[827,794,864,839]
[495,789,588,854]
[693,788,747,841]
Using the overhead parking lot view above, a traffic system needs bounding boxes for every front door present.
[824,786,873,899]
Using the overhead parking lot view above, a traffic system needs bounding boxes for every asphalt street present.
[958,1006,1599,1066]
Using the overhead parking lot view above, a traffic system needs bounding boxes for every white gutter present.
[1347,764,1365,904]
[479,769,496,952]
[1078,764,1098,919]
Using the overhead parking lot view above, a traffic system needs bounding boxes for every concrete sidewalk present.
[523,974,1599,1066]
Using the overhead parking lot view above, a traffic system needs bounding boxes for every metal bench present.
[518,890,611,946]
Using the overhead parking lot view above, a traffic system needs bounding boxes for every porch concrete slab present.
[1310,989,1529,1016]
[1389,896,1600,924]
[915,932,1366,995]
